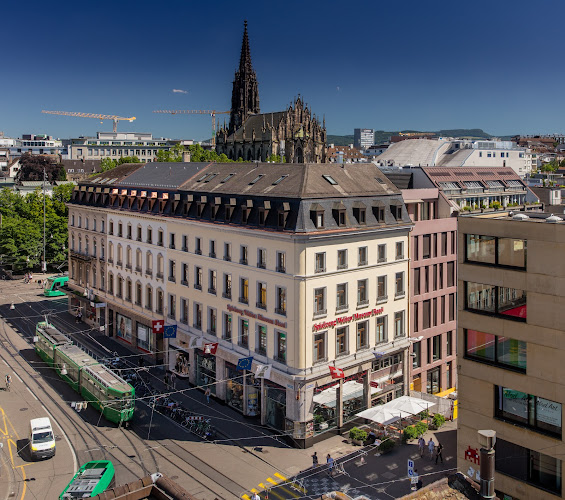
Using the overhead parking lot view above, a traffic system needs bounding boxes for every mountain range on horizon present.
[327,129,516,147]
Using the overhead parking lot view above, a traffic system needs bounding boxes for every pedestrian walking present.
[418,436,426,457]
[428,438,435,460]
[251,493,260,500]
[164,372,170,388]
[5,374,12,391]
[170,372,176,389]
[311,451,319,468]
[435,442,444,464]
[326,454,335,476]
[77,309,82,322]
[205,387,211,403]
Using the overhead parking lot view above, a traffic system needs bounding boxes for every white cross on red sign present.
[152,320,164,333]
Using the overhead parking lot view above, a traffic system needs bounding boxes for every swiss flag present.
[204,342,219,355]
[329,366,345,379]
[152,320,164,334]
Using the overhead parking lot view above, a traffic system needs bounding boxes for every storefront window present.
[137,323,151,351]
[116,313,133,342]
[265,381,286,430]
[465,282,526,320]
[195,349,216,395]
[427,367,440,394]
[226,363,244,412]
[170,349,190,377]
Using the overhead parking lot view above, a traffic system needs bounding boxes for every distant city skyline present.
[3,0,565,141]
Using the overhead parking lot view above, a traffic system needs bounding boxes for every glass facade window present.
[495,387,562,438]
[465,282,526,321]
[464,329,527,371]
[432,334,441,361]
[412,341,421,369]
[466,234,526,268]
[496,438,562,495]
[427,367,440,394]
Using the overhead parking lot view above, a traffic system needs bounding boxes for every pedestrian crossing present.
[241,472,307,499]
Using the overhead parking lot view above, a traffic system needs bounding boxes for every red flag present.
[152,320,164,334]
[329,366,344,379]
[204,342,218,355]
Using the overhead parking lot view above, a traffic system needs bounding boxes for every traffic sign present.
[407,459,414,476]
[411,476,419,485]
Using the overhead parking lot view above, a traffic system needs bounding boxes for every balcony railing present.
[156,272,164,280]
[194,283,202,291]
[276,266,286,273]
[208,287,217,295]
[240,258,248,265]
[257,261,266,269]
[275,307,286,316]
[223,291,232,299]
[274,354,287,365]
[255,346,266,356]
[239,296,249,304]
[256,301,267,310]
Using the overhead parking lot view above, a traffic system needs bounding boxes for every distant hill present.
[327,129,511,147]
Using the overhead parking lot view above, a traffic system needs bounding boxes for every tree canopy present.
[156,144,237,163]
[100,156,141,172]
[16,153,66,183]
[0,185,73,272]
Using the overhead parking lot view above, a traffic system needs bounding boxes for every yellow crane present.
[41,110,136,133]
[153,109,229,148]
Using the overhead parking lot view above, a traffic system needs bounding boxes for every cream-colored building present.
[68,161,413,447]
[458,211,565,498]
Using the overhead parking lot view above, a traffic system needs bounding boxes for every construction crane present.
[153,110,229,148]
[41,110,136,133]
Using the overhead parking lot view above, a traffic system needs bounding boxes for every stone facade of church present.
[216,22,327,163]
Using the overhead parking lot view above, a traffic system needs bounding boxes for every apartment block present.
[458,211,565,499]
[67,161,413,447]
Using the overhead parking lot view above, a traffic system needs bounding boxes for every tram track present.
[0,295,254,499]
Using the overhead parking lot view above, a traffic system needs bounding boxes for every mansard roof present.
[76,162,412,233]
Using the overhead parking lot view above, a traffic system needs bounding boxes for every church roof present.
[226,112,287,141]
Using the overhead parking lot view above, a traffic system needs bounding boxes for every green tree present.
[266,154,286,163]
[100,156,141,172]
[0,217,42,270]
[16,153,66,183]
[156,144,185,162]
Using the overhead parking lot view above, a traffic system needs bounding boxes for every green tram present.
[44,275,69,297]
[59,460,115,499]
[35,322,134,423]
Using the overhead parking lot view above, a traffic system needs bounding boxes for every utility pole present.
[43,167,46,272]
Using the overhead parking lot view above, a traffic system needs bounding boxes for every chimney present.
[182,151,191,162]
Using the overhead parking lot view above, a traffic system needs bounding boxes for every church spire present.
[229,20,260,134]
[239,20,253,73]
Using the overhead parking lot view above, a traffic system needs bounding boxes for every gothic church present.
[215,22,327,163]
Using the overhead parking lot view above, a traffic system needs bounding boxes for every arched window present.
[117,244,123,265]
[146,251,153,274]
[146,285,153,309]
[78,236,82,253]
[135,281,142,306]
[116,275,123,298]
[85,217,89,230]
[126,278,132,301]
[108,272,114,294]
[93,239,97,258]
[85,237,89,255]
[136,249,142,271]
[126,246,132,267]
[157,254,164,277]
[127,223,132,239]
[101,241,105,259]
[92,266,97,288]
[93,219,97,232]
[109,242,114,261]
[71,234,75,251]
[156,288,164,313]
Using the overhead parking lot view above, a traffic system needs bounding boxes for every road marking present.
[13,372,23,383]
[267,477,278,485]
[39,404,78,474]
[274,473,286,481]
[26,387,38,401]
[241,495,251,500]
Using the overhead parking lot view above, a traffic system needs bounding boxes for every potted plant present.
[376,438,396,455]
[349,427,367,445]
[432,413,446,429]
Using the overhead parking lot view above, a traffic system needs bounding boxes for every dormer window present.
[332,202,346,227]
[391,202,403,220]
[277,202,290,229]
[353,202,366,225]
[310,203,325,229]
[372,201,385,222]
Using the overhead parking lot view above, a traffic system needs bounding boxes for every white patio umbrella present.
[356,405,403,425]
[386,395,431,416]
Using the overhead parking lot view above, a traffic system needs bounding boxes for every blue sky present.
[3,0,564,140]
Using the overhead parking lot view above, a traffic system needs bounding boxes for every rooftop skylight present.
[322,174,338,185]
[272,174,289,185]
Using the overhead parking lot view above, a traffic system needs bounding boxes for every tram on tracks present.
[59,460,115,499]
[34,321,135,423]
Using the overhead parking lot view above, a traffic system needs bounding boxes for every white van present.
[29,417,56,460]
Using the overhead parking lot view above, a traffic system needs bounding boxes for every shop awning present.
[356,406,403,425]
[313,380,379,408]
[355,395,432,424]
